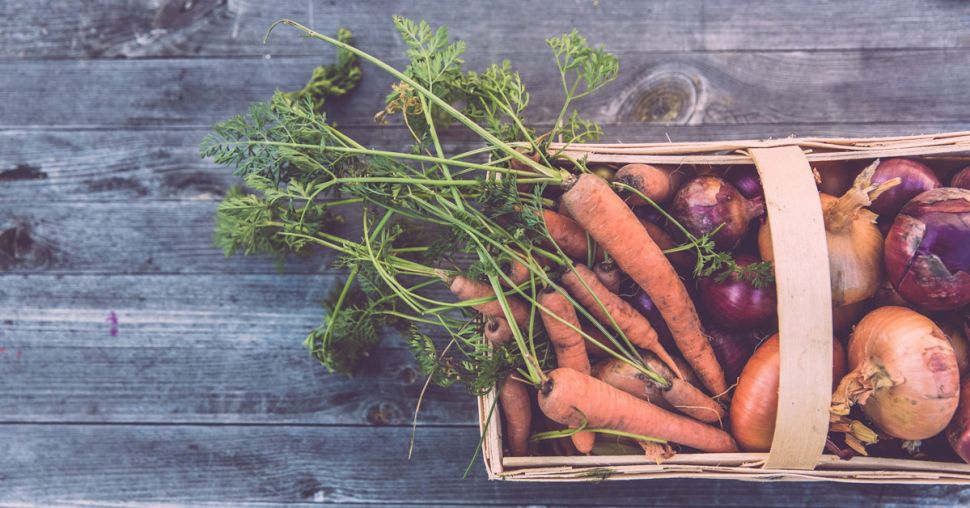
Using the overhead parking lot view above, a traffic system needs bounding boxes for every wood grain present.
[5,124,970,202]
[2,0,967,59]
[3,49,969,129]
[0,424,967,505]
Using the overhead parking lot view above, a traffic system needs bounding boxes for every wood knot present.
[619,70,701,124]
[364,401,405,425]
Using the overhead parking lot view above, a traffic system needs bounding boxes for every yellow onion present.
[730,334,846,452]
[759,160,899,306]
[832,306,960,441]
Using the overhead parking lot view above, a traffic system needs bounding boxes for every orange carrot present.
[500,257,531,288]
[538,288,595,453]
[593,355,725,424]
[561,264,681,378]
[542,209,591,260]
[539,368,738,452]
[449,275,529,326]
[638,217,693,272]
[615,163,683,205]
[499,375,532,456]
[561,174,727,396]
[484,316,512,345]
[593,260,622,293]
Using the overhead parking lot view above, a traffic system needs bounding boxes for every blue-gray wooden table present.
[2,1,970,505]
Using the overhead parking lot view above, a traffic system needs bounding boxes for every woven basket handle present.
[749,146,833,470]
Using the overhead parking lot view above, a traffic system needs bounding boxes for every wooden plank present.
[3,49,968,129]
[0,424,967,504]
[0,201,337,274]
[5,123,970,202]
[2,0,968,59]
[0,273,472,424]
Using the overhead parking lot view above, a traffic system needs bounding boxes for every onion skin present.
[868,159,941,219]
[814,160,861,197]
[759,162,893,306]
[884,188,970,311]
[947,377,970,464]
[697,255,777,330]
[940,319,970,378]
[706,328,757,384]
[731,335,846,452]
[672,176,765,250]
[952,166,970,190]
[833,306,959,441]
[725,166,764,199]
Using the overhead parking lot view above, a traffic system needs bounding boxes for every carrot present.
[561,264,681,377]
[643,353,725,424]
[539,368,738,452]
[500,256,530,288]
[449,275,530,326]
[592,357,674,412]
[593,355,725,424]
[499,375,532,456]
[593,260,622,293]
[638,217,693,272]
[537,288,595,453]
[561,174,727,396]
[542,209,592,260]
[484,316,512,345]
[615,163,683,205]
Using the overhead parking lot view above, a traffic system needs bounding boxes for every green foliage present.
[283,28,361,112]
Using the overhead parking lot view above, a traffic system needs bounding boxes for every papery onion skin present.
[672,176,765,250]
[731,335,846,452]
[836,306,959,441]
[760,163,893,307]
[725,166,764,199]
[697,255,777,330]
[947,377,970,464]
[951,166,970,190]
[940,319,970,378]
[869,159,941,219]
[884,188,970,311]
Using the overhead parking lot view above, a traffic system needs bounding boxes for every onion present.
[940,319,970,378]
[947,377,970,464]
[724,166,763,199]
[832,300,870,336]
[731,334,846,452]
[873,278,912,309]
[671,176,765,250]
[814,160,862,197]
[697,255,777,330]
[831,306,959,441]
[868,158,941,219]
[706,328,758,384]
[951,166,970,190]
[621,279,674,350]
[884,188,970,311]
[759,160,898,306]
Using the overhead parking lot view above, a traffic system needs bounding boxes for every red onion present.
[951,166,970,190]
[947,377,970,464]
[868,158,941,219]
[705,327,757,384]
[697,255,777,330]
[621,279,674,350]
[885,188,970,311]
[671,176,765,250]
[724,166,763,199]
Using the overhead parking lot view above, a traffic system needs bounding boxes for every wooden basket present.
[479,132,970,483]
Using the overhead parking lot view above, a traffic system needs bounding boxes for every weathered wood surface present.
[2,0,970,504]
[1,425,969,505]
[5,49,970,128]
[3,0,968,59]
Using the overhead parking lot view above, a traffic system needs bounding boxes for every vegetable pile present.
[203,18,970,466]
